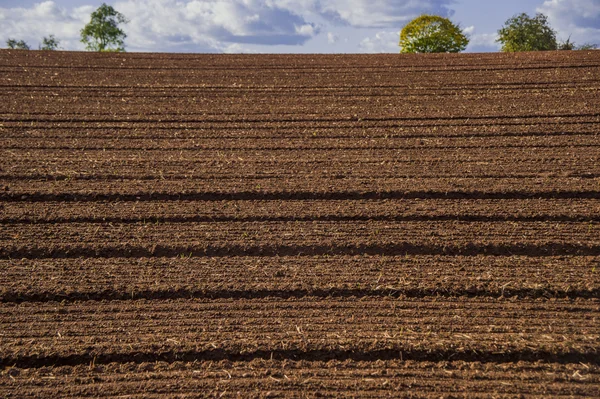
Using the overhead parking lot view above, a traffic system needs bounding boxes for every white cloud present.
[1,0,459,52]
[359,31,399,53]
[295,23,317,36]
[327,31,339,44]
[537,0,600,45]
[221,43,257,53]
[114,0,319,51]
[461,25,499,51]
[285,0,455,28]
[472,33,498,47]
[0,0,320,52]
[0,1,91,50]
[468,32,499,50]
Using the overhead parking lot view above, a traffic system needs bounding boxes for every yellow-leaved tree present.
[399,15,469,53]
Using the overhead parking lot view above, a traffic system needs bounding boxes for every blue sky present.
[1,0,598,53]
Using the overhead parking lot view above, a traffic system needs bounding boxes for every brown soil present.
[0,49,599,397]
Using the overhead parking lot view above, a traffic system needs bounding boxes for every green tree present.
[80,3,128,52]
[6,39,30,50]
[399,15,469,53]
[558,37,597,51]
[577,43,598,50]
[40,35,60,50]
[497,13,557,52]
[558,36,576,50]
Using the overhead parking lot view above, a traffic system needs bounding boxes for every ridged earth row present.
[0,49,599,397]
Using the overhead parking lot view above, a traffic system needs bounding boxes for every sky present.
[0,0,599,53]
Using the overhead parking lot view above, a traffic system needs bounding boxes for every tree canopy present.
[558,36,598,51]
[6,39,30,50]
[80,3,128,52]
[40,35,60,50]
[497,13,557,52]
[399,15,469,53]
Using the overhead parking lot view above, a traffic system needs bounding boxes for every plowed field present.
[1,50,599,398]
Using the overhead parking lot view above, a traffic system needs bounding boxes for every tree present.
[497,13,557,52]
[80,3,128,52]
[399,15,469,53]
[577,43,598,50]
[40,35,60,50]
[558,36,576,50]
[6,39,30,50]
[558,37,597,51]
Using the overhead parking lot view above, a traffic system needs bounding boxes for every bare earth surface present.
[0,50,599,397]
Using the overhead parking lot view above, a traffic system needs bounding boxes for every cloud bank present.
[0,1,93,50]
[2,0,597,53]
[303,0,455,28]
[0,0,457,52]
[537,0,600,45]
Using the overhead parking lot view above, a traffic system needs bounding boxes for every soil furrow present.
[3,112,600,123]
[3,172,599,181]
[6,144,600,151]
[1,297,597,367]
[3,348,599,370]
[2,360,598,399]
[2,255,595,303]
[3,121,599,135]
[4,199,599,222]
[3,287,599,303]
[2,133,599,148]
[3,189,600,202]
[4,214,600,224]
[3,243,600,259]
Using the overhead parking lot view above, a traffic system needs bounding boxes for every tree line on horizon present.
[4,4,598,54]
[400,13,597,53]
[5,3,127,52]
